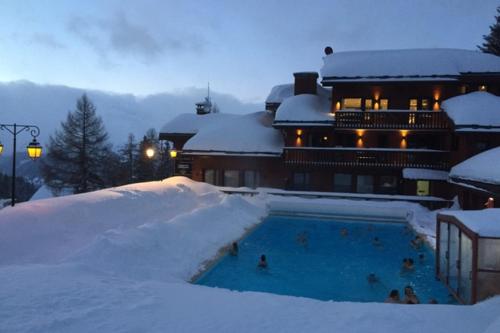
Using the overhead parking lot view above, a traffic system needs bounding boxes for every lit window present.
[342,98,362,110]
[224,170,239,187]
[364,99,373,110]
[380,99,389,110]
[409,99,418,111]
[421,99,429,110]
[479,85,487,92]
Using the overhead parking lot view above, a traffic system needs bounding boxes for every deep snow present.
[1,177,500,332]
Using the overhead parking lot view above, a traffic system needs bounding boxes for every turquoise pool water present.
[196,215,456,304]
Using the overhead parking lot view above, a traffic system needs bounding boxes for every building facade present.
[160,48,500,206]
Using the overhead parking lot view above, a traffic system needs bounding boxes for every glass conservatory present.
[437,209,500,304]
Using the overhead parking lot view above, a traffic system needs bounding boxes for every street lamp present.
[0,123,42,207]
[145,147,155,158]
[169,148,177,177]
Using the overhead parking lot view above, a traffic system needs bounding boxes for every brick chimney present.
[293,72,318,95]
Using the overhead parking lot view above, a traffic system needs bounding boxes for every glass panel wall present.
[439,222,449,279]
[333,173,352,192]
[204,169,215,185]
[224,170,239,187]
[448,224,460,293]
[356,175,374,193]
[243,171,259,188]
[459,233,473,304]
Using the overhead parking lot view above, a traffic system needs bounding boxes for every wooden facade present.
[160,51,500,203]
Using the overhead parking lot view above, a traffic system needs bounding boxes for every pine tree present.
[119,133,139,183]
[478,6,500,56]
[42,94,112,194]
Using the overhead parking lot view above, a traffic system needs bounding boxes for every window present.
[224,170,239,187]
[379,176,398,194]
[421,99,429,110]
[292,172,310,190]
[409,99,418,111]
[417,180,429,196]
[333,173,352,192]
[380,99,389,110]
[243,171,259,188]
[204,169,215,185]
[364,99,373,110]
[357,175,374,193]
[342,98,362,110]
[378,134,388,148]
[460,85,467,94]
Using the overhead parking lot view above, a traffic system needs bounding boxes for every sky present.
[0,0,498,103]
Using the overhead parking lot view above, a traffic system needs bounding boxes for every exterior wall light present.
[169,149,178,158]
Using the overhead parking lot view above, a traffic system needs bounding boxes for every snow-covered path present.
[0,177,499,332]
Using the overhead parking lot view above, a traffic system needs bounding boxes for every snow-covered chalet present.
[160,48,500,209]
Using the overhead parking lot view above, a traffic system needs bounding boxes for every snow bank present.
[274,94,332,123]
[442,92,500,129]
[2,177,500,332]
[159,112,237,134]
[29,184,72,201]
[321,48,500,79]
[184,111,284,154]
[450,147,500,185]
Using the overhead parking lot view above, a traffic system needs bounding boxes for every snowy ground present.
[0,177,499,332]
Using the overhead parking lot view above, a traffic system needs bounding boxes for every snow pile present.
[184,111,284,155]
[450,147,500,185]
[440,209,500,237]
[266,83,331,104]
[274,94,332,123]
[1,177,500,332]
[321,48,500,79]
[442,92,500,129]
[30,184,72,201]
[403,168,449,181]
[159,112,238,134]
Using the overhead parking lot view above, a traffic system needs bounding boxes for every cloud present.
[66,12,205,63]
[30,33,66,49]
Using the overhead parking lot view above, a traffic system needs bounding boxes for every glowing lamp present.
[26,139,42,160]
[146,148,155,158]
[169,149,178,158]
[400,130,408,139]
[296,129,303,137]
[0,142,3,155]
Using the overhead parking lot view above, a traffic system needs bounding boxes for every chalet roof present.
[439,209,500,238]
[160,113,237,135]
[321,49,500,81]
[274,94,332,124]
[183,111,284,155]
[442,92,500,131]
[265,83,331,104]
[449,147,500,185]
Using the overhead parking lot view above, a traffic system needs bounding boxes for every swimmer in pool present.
[372,237,383,247]
[340,228,348,237]
[384,289,401,304]
[296,231,309,246]
[403,285,420,304]
[258,254,268,268]
[229,241,239,256]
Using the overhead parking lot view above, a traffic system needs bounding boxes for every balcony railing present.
[334,110,451,130]
[284,147,450,169]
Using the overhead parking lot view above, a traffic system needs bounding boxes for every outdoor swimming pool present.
[195,215,456,303]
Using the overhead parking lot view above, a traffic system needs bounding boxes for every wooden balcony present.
[334,110,451,130]
[284,147,450,169]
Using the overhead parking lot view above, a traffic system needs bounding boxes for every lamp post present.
[169,148,177,177]
[0,123,42,207]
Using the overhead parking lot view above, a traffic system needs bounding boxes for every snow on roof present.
[442,92,500,129]
[160,113,237,135]
[183,111,284,154]
[450,147,500,185]
[440,209,500,237]
[265,84,331,104]
[403,168,449,181]
[321,49,500,79]
[274,94,332,123]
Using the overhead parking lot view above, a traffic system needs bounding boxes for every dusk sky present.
[0,0,498,103]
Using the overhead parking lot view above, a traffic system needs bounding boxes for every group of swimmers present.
[229,241,268,269]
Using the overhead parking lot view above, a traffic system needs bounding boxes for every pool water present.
[195,215,456,304]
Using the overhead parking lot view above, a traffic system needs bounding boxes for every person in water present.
[403,285,420,304]
[367,273,379,284]
[372,237,383,247]
[411,235,424,249]
[340,228,348,237]
[296,231,309,246]
[384,289,401,304]
[229,242,238,256]
[258,254,268,268]
[402,258,415,270]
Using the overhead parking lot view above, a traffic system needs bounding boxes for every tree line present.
[42,94,172,196]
